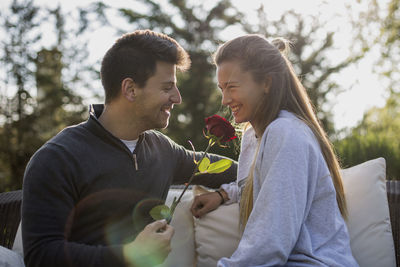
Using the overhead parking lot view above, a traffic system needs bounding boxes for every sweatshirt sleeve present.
[22,145,126,267]
[218,119,320,266]
[220,182,239,204]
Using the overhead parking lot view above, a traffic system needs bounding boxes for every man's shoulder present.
[28,122,93,166]
[142,130,185,155]
[143,129,175,144]
[50,122,88,144]
[32,122,88,157]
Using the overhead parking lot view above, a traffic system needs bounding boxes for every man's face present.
[135,61,181,130]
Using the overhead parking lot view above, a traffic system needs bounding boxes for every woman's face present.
[217,60,269,126]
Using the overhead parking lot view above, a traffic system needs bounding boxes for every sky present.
[1,0,390,130]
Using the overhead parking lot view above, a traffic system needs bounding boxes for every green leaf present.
[170,197,178,215]
[149,204,171,221]
[198,157,210,173]
[207,159,233,174]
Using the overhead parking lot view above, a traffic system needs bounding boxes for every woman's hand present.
[190,190,227,218]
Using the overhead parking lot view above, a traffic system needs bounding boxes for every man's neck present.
[98,104,142,141]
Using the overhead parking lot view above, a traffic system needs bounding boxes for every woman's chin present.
[233,116,246,124]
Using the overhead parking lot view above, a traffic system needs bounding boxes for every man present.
[22,30,236,267]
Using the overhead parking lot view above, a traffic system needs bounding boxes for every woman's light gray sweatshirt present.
[219,110,358,267]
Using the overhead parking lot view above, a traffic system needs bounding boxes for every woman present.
[191,35,358,266]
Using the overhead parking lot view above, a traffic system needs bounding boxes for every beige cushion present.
[341,157,396,267]
[158,189,195,267]
[194,202,240,267]
[191,185,240,267]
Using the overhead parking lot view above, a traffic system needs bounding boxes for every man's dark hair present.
[100,29,191,103]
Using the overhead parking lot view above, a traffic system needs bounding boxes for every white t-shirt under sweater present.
[121,139,138,153]
[218,110,358,267]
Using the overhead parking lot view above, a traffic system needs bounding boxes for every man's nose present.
[171,86,182,104]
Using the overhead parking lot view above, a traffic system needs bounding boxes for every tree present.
[333,0,400,180]
[350,0,399,92]
[381,0,399,93]
[384,0,400,47]
[243,7,365,135]
[334,92,400,180]
[0,1,90,191]
[0,0,43,190]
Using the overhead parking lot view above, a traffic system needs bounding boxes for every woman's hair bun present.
[271,37,291,55]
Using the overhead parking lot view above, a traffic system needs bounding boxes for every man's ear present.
[263,76,272,94]
[121,78,136,102]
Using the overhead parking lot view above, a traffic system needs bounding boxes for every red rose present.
[204,115,237,143]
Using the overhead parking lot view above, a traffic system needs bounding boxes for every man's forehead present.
[148,62,177,84]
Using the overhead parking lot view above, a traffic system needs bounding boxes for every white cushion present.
[157,189,195,267]
[341,157,396,267]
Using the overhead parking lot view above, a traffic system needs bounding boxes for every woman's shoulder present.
[242,126,256,141]
[267,111,307,134]
[263,110,317,147]
[241,126,258,149]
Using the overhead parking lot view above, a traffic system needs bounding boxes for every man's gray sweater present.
[22,104,236,267]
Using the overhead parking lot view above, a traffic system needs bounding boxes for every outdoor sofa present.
[1,157,399,267]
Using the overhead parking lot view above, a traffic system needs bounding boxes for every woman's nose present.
[221,90,231,106]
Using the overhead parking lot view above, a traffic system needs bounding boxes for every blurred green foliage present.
[334,0,400,180]
[0,0,399,192]
[335,92,400,180]
[0,0,90,191]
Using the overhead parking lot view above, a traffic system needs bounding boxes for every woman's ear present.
[121,78,136,102]
[263,76,272,94]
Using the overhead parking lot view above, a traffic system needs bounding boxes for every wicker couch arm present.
[0,190,22,249]
[387,180,400,267]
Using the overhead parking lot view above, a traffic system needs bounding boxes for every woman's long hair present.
[214,34,347,228]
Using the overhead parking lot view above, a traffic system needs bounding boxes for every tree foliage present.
[383,0,399,48]
[352,0,399,91]
[335,92,400,180]
[243,7,364,135]
[381,0,400,93]
[0,0,90,191]
[333,0,400,180]
[1,0,397,190]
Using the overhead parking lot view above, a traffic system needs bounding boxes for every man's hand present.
[123,219,174,266]
[190,191,226,218]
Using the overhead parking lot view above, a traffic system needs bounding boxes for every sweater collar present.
[86,104,145,152]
